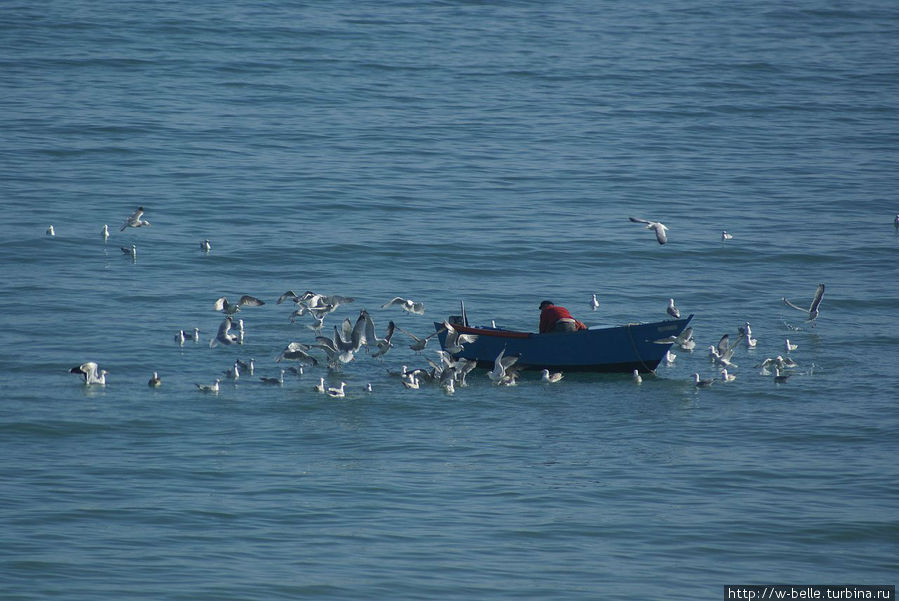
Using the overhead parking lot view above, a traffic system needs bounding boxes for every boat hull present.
[436,315,693,373]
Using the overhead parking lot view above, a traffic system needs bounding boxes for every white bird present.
[401,372,420,389]
[720,369,736,382]
[196,379,220,393]
[774,368,791,383]
[739,322,757,348]
[236,357,254,375]
[148,371,162,387]
[663,350,676,365]
[46,225,55,236]
[633,369,643,384]
[276,341,319,366]
[782,283,825,322]
[440,321,479,354]
[785,338,798,353]
[629,217,669,245]
[541,369,563,383]
[692,373,713,388]
[120,206,150,231]
[364,383,373,393]
[313,377,326,393]
[260,370,286,385]
[590,294,599,311]
[381,296,425,315]
[209,316,239,347]
[652,326,694,351]
[363,312,396,359]
[223,361,240,380]
[192,327,200,342]
[201,239,211,253]
[721,230,733,241]
[102,224,110,241]
[488,348,519,384]
[666,298,680,319]
[121,243,136,258]
[214,295,265,315]
[394,324,439,352]
[70,361,107,386]
[175,330,187,346]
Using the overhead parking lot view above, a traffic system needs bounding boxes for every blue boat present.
[434,308,693,374]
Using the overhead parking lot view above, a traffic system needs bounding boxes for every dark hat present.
[539,300,554,310]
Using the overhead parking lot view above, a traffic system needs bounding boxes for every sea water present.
[1,1,897,599]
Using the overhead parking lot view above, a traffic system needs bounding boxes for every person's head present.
[539,300,554,311]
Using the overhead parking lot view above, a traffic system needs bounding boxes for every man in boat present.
[539,300,587,334]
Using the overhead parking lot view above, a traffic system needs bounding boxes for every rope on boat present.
[625,324,654,373]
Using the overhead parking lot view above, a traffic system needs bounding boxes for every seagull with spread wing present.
[629,217,669,245]
[782,283,825,322]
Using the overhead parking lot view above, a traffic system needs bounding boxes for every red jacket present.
[540,305,585,333]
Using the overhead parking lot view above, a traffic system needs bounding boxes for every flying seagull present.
[213,295,265,315]
[121,206,150,231]
[629,217,668,245]
[381,297,425,315]
[782,283,825,322]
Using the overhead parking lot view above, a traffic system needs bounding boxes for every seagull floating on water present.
[201,239,211,253]
[785,338,798,353]
[70,361,107,386]
[692,373,714,388]
[46,225,55,236]
[663,350,676,365]
[720,369,736,382]
[313,377,326,393]
[381,297,425,315]
[739,322,757,348]
[721,230,733,241]
[102,224,109,241]
[120,206,150,231]
[629,217,669,245]
[590,294,599,311]
[782,283,825,323]
[260,370,285,385]
[196,379,220,393]
[666,298,680,319]
[632,369,643,384]
[148,372,162,387]
[121,243,136,258]
[541,369,563,383]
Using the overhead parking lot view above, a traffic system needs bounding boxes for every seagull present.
[488,348,519,384]
[629,217,669,245]
[362,311,396,358]
[260,370,286,385]
[692,373,714,388]
[46,225,55,236]
[236,358,255,375]
[192,327,200,342]
[364,383,373,393]
[196,379,220,393]
[440,321,479,354]
[313,377,326,393]
[70,361,107,386]
[214,295,265,315]
[121,243,136,258]
[148,371,162,387]
[653,326,694,351]
[590,294,599,311]
[720,368,736,382]
[666,298,680,319]
[175,330,187,346]
[774,368,791,383]
[782,283,825,322]
[223,361,240,380]
[381,297,425,315]
[663,350,676,365]
[102,224,110,241]
[120,206,150,231]
[721,230,733,241]
[276,342,320,366]
[785,339,798,353]
[442,377,455,395]
[394,324,439,352]
[209,316,239,347]
[739,322,757,348]
[401,372,420,389]
[541,369,563,383]
[632,369,642,384]
[201,239,211,253]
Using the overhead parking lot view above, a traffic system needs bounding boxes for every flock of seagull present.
[61,207,834,396]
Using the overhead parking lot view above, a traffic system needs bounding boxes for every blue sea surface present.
[1,1,898,599]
